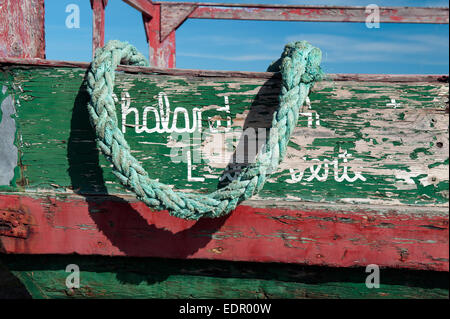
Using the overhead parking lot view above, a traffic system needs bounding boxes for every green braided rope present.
[86,40,322,220]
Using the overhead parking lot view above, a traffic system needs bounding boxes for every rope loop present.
[87,40,322,220]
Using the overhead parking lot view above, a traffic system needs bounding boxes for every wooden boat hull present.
[0,58,448,298]
[1,254,449,299]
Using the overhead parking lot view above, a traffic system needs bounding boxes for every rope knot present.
[268,41,323,85]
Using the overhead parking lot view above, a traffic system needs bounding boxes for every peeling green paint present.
[410,147,432,160]
[1,255,448,299]
[429,158,449,169]
[0,67,448,206]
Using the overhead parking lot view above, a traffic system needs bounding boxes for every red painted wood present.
[142,4,176,68]
[0,194,447,271]
[124,0,176,67]
[160,3,197,41]
[0,0,45,59]
[123,0,155,14]
[154,2,448,10]
[187,5,449,24]
[90,0,108,57]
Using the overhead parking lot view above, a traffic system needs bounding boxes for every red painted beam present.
[123,1,176,67]
[187,5,449,24]
[0,0,46,59]
[123,0,155,15]
[0,193,448,271]
[90,0,109,57]
[141,4,176,68]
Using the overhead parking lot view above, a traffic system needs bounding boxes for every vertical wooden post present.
[90,0,109,57]
[0,0,46,59]
[142,3,176,68]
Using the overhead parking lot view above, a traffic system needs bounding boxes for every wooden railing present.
[91,0,450,67]
[0,0,448,65]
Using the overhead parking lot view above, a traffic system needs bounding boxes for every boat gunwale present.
[1,57,448,83]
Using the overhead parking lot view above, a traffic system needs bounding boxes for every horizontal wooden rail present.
[186,3,449,23]
[152,1,450,24]
[0,57,448,82]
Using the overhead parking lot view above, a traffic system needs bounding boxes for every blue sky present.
[45,0,449,74]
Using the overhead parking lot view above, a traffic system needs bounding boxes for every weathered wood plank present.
[186,4,449,24]
[160,3,197,42]
[90,0,109,57]
[0,63,448,270]
[0,0,46,59]
[2,254,449,299]
[1,57,448,82]
[1,66,447,206]
[123,0,155,15]
[0,193,448,270]
[142,3,177,68]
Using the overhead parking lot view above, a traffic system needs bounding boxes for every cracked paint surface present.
[2,67,447,207]
[0,85,18,185]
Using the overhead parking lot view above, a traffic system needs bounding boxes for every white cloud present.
[285,34,355,48]
[181,35,263,46]
[284,32,449,64]
[179,31,449,66]
[353,42,432,53]
[393,34,449,48]
[178,52,277,62]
